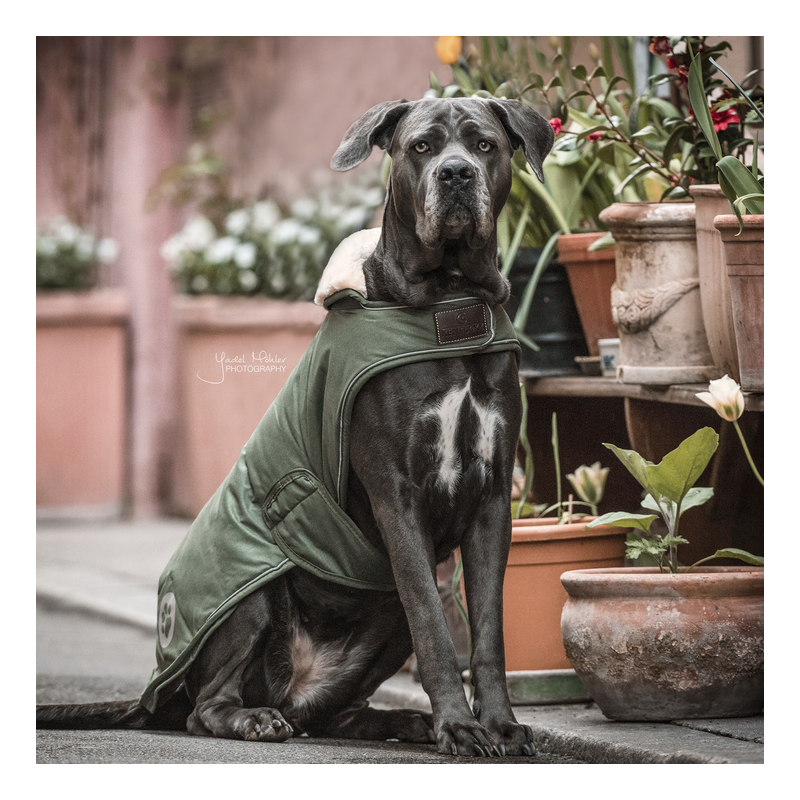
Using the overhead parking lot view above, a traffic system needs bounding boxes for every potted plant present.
[36,216,128,518]
[559,37,762,385]
[681,43,764,392]
[162,175,385,516]
[560,384,763,720]
[502,387,626,681]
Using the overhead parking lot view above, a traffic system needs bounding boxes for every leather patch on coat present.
[434,304,489,345]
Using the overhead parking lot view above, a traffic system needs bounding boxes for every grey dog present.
[37,97,554,757]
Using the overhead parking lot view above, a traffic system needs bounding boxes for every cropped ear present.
[485,98,554,183]
[331,100,415,172]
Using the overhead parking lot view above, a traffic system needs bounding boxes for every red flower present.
[649,37,672,56]
[549,118,562,136]
[711,107,741,132]
[588,131,603,141]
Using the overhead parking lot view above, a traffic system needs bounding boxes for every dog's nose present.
[437,159,474,186]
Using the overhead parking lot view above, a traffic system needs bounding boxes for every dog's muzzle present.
[421,156,492,247]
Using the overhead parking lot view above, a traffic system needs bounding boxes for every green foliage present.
[587,427,762,572]
[36,216,119,291]
[687,45,764,231]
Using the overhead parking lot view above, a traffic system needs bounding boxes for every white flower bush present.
[161,174,385,300]
[36,215,119,290]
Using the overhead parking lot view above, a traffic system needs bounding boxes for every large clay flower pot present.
[689,185,741,381]
[599,202,718,385]
[714,214,764,392]
[560,566,764,721]
[503,518,626,671]
[558,232,618,357]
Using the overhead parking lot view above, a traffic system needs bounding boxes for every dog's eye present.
[413,142,430,153]
[478,141,493,152]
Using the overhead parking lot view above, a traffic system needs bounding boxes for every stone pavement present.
[36,517,764,765]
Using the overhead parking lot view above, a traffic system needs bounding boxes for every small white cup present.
[598,338,620,378]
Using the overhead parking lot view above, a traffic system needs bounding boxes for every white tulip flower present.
[696,375,762,486]
[696,375,744,422]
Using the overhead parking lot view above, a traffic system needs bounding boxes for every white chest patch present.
[429,378,501,495]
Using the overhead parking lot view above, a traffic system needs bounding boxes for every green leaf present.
[691,548,764,568]
[586,231,614,251]
[572,64,588,81]
[687,48,722,161]
[679,486,714,515]
[589,65,608,81]
[717,155,765,214]
[602,442,655,496]
[645,428,719,506]
[587,511,658,533]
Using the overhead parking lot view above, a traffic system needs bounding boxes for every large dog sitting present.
[37,97,554,757]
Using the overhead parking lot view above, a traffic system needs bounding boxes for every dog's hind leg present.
[183,580,295,742]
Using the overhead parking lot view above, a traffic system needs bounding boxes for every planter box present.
[171,295,326,517]
[36,289,130,518]
[690,185,741,381]
[714,214,764,392]
[503,518,626,672]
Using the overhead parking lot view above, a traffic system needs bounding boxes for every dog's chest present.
[426,377,502,496]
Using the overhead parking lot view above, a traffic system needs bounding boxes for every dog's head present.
[331,98,554,306]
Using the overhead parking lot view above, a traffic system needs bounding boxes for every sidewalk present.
[36,517,763,764]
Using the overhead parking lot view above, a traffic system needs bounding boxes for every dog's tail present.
[37,690,191,731]
[37,699,151,729]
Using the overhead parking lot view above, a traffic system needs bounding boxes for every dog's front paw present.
[236,708,294,743]
[484,719,535,757]
[435,717,501,758]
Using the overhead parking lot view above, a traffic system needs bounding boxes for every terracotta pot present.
[503,518,626,671]
[714,214,764,392]
[689,185,741,381]
[599,202,718,385]
[36,289,130,518]
[171,295,326,516]
[560,566,764,721]
[558,232,618,357]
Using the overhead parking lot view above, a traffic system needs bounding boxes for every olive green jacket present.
[140,289,519,712]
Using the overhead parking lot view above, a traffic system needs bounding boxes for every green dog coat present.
[139,287,520,713]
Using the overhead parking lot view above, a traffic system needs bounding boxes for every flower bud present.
[566,462,609,506]
[696,375,744,421]
[435,37,462,66]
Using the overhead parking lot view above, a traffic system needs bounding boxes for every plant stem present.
[551,412,561,516]
[733,419,764,486]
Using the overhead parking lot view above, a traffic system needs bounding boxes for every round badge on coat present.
[158,592,176,648]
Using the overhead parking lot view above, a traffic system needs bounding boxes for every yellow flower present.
[696,375,744,422]
[435,36,462,66]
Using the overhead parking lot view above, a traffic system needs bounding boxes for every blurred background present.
[36,36,764,521]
